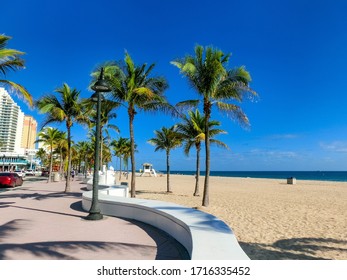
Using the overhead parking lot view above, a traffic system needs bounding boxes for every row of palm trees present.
[35,127,131,184]
[2,34,257,207]
[148,109,228,196]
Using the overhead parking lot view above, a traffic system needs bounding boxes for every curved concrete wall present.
[82,191,249,260]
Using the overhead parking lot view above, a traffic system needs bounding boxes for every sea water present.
[167,171,347,182]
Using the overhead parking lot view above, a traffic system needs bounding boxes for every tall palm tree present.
[92,52,169,197]
[36,83,84,192]
[148,125,182,193]
[172,45,257,206]
[177,109,228,196]
[36,127,62,183]
[0,34,32,106]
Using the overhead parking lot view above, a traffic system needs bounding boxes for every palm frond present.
[216,101,250,127]
[210,139,229,149]
[0,80,33,106]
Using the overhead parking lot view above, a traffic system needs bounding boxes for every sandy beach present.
[126,174,347,260]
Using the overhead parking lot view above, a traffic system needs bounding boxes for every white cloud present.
[320,141,347,153]
[248,149,299,159]
[269,134,300,140]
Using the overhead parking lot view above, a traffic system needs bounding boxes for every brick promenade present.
[0,178,189,260]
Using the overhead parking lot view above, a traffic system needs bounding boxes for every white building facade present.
[0,87,37,171]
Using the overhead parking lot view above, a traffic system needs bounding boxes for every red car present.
[0,172,23,188]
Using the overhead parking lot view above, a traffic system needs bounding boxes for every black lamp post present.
[85,68,110,220]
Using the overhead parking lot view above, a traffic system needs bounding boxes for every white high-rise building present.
[0,87,25,153]
[0,87,37,171]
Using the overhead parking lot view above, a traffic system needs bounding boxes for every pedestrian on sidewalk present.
[71,169,75,181]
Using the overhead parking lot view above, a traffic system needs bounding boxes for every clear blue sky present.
[2,0,347,171]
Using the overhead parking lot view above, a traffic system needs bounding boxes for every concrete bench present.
[82,191,249,260]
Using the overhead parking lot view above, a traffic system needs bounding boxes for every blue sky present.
[2,0,347,171]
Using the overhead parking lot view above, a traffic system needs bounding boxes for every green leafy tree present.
[36,83,85,192]
[148,125,182,193]
[172,45,257,206]
[177,109,228,196]
[92,52,170,197]
[0,34,32,106]
[36,127,63,183]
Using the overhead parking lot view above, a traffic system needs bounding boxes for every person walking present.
[70,169,75,181]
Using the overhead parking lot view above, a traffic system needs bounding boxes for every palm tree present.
[148,125,182,193]
[74,141,90,174]
[55,131,68,179]
[36,147,48,169]
[74,141,92,176]
[82,98,120,169]
[111,137,131,180]
[177,109,228,196]
[36,83,85,192]
[0,34,32,106]
[171,45,257,206]
[36,127,62,183]
[92,52,169,197]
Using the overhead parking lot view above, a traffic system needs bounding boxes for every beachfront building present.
[0,87,38,171]
[21,115,37,150]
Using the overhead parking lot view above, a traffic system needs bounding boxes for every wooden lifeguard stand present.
[140,163,157,177]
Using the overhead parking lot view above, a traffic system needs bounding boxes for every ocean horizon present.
[164,171,347,182]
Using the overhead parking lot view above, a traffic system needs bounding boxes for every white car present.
[25,169,36,176]
[15,170,26,178]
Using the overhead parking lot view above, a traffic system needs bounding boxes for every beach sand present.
[121,174,347,260]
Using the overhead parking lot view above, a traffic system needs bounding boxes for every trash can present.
[53,172,60,182]
[287,177,296,184]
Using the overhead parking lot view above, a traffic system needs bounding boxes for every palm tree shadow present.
[0,240,161,260]
[0,218,189,260]
[0,191,81,201]
[240,237,347,260]
[136,190,190,197]
[136,190,168,195]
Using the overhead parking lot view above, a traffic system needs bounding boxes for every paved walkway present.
[0,178,189,260]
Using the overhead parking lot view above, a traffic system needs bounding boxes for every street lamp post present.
[85,68,110,221]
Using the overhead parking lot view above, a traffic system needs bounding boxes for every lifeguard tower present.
[140,163,157,177]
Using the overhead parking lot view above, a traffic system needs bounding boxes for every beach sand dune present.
[126,174,347,260]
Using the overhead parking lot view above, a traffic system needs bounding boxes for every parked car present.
[0,172,23,188]
[41,170,50,177]
[25,169,35,176]
[15,170,26,178]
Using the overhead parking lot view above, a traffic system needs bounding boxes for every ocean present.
[166,171,347,182]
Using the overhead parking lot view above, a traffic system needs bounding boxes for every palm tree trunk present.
[166,150,171,193]
[48,146,53,183]
[65,124,71,192]
[119,157,122,181]
[59,151,63,180]
[194,144,201,196]
[202,99,211,206]
[129,106,136,197]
